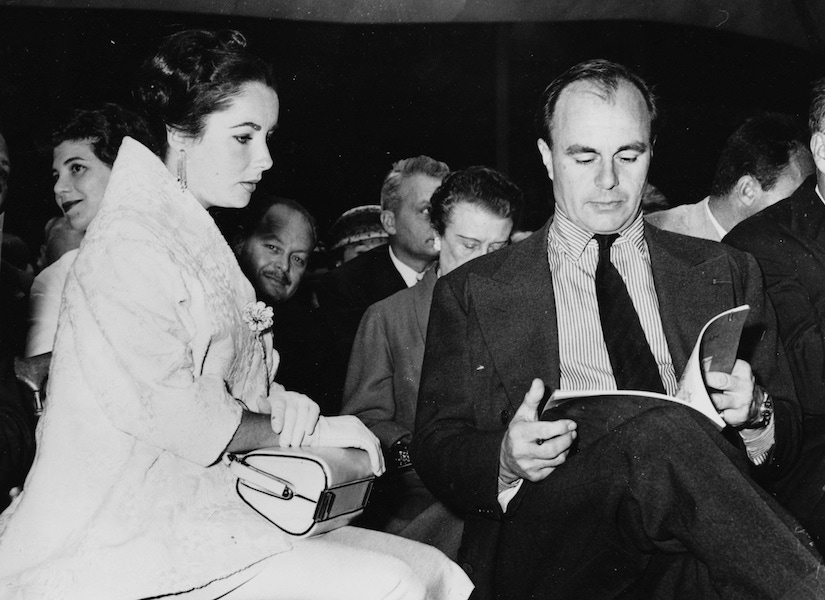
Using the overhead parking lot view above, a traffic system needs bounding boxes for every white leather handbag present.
[225,446,375,538]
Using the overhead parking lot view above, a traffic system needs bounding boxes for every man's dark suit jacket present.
[0,250,36,507]
[724,175,825,534]
[412,219,801,596]
[314,244,407,413]
[724,176,825,421]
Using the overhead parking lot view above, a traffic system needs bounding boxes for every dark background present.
[1,7,822,251]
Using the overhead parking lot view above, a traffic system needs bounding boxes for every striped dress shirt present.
[547,211,679,394]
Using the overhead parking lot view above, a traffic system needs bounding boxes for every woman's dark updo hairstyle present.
[51,103,157,167]
[429,166,523,236]
[134,29,276,157]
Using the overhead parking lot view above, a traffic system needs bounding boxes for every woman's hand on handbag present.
[269,389,321,448]
[306,416,386,476]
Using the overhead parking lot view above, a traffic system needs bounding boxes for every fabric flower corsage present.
[242,301,274,333]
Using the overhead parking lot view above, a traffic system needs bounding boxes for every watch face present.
[389,441,413,471]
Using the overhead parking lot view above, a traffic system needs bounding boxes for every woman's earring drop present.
[177,149,187,191]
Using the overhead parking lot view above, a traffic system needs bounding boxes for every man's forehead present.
[400,173,440,205]
[257,204,313,241]
[552,80,651,144]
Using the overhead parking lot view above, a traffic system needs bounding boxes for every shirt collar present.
[816,184,825,206]
[703,196,728,239]
[549,210,647,261]
[388,245,426,287]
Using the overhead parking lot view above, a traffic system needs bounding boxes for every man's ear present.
[537,138,554,180]
[380,209,397,235]
[811,133,825,175]
[734,175,760,207]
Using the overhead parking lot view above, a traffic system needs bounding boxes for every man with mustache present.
[236,195,316,306]
[412,59,824,599]
[235,195,325,407]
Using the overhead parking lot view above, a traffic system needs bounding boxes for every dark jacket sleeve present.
[314,267,373,415]
[412,275,505,518]
[733,246,803,484]
[726,223,825,421]
[0,340,36,506]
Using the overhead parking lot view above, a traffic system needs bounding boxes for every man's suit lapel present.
[787,180,825,254]
[461,219,740,405]
[468,222,560,409]
[647,223,738,378]
[413,268,438,342]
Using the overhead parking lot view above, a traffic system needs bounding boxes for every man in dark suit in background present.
[0,128,35,506]
[233,194,330,409]
[413,59,823,600]
[647,112,813,240]
[314,155,449,413]
[724,77,825,550]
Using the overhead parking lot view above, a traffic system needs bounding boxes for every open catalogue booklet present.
[541,305,751,430]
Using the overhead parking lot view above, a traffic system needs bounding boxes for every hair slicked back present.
[379,155,450,214]
[429,165,523,236]
[710,112,809,198]
[536,58,658,149]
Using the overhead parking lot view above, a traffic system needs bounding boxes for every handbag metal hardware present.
[226,453,294,500]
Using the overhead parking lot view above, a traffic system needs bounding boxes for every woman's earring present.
[177,149,187,191]
[433,236,442,252]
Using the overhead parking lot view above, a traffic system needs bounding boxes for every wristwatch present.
[387,440,413,471]
[746,387,774,429]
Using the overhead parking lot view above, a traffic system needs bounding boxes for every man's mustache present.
[263,268,290,287]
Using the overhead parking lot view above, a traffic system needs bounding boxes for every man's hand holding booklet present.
[541,305,751,431]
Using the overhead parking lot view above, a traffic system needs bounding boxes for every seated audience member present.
[25,104,155,358]
[412,59,823,600]
[343,167,522,549]
[328,204,388,268]
[647,112,813,240]
[0,128,32,355]
[235,194,316,306]
[724,82,825,551]
[234,195,335,412]
[0,29,471,600]
[315,155,449,413]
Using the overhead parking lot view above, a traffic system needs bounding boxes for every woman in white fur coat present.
[0,29,472,600]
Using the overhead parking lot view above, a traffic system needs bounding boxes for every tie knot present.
[593,233,620,256]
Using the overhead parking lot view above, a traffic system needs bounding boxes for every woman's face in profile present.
[437,201,512,276]
[53,139,112,232]
[180,81,280,210]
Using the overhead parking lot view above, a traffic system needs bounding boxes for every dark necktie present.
[594,234,665,393]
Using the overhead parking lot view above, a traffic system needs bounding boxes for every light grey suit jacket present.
[342,267,437,450]
[645,197,722,241]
